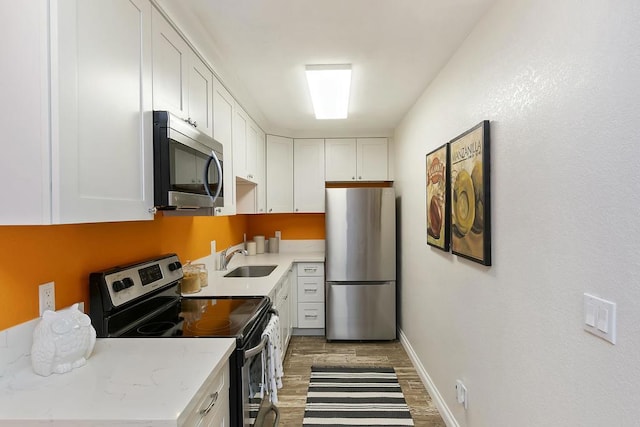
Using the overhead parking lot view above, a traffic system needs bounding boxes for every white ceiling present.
[167,0,496,137]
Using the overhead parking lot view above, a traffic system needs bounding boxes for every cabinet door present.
[188,54,213,137]
[279,275,291,357]
[357,138,388,181]
[294,139,325,213]
[200,392,229,427]
[53,0,154,223]
[325,138,356,181]
[212,77,236,216]
[151,6,188,119]
[266,135,293,213]
[255,129,267,213]
[233,105,248,180]
[246,119,259,181]
[0,0,50,224]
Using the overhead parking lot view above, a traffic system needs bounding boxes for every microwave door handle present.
[204,150,223,204]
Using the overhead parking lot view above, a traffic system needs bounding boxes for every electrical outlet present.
[455,380,468,409]
[39,282,55,316]
[275,230,281,239]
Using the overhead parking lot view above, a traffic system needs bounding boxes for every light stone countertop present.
[0,241,324,425]
[0,337,235,426]
[187,251,325,298]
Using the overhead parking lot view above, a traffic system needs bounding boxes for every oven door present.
[242,318,280,427]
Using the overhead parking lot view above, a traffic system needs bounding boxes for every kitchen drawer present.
[181,360,229,426]
[297,262,324,277]
[297,276,324,303]
[298,303,325,328]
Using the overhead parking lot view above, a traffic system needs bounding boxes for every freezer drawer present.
[325,281,396,341]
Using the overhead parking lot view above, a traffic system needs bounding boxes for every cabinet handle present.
[304,268,317,272]
[200,391,219,415]
[192,120,197,128]
[358,176,362,180]
[269,208,273,212]
[304,288,317,293]
[148,207,157,215]
[295,208,299,212]
[305,314,318,319]
[352,176,356,180]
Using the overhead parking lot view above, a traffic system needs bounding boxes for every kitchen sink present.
[223,265,278,278]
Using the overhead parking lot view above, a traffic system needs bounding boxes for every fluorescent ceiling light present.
[305,64,352,119]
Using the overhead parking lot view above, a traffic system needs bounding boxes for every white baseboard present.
[398,328,459,427]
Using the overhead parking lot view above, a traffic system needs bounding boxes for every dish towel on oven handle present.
[262,314,283,403]
[248,349,265,399]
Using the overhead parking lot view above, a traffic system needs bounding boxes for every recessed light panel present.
[305,64,352,119]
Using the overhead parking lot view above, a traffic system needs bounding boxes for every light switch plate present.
[583,293,616,344]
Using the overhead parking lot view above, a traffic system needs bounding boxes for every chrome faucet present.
[219,247,248,270]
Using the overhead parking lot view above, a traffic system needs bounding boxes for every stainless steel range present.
[89,253,274,427]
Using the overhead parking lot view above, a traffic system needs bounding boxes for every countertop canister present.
[268,237,279,253]
[246,241,257,256]
[254,235,265,254]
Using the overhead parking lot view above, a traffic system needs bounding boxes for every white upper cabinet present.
[266,135,294,213]
[232,106,249,181]
[187,55,213,137]
[1,0,51,224]
[255,128,267,213]
[294,139,325,213]
[246,119,260,183]
[54,0,155,223]
[233,105,262,184]
[152,7,213,136]
[356,138,389,181]
[0,0,154,225]
[212,76,236,216]
[324,138,357,181]
[325,138,389,181]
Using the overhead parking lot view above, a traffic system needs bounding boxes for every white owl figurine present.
[31,303,96,377]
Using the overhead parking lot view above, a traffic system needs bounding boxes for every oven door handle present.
[244,309,278,362]
[204,149,223,205]
[245,335,268,362]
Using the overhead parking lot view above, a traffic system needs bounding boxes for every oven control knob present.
[112,280,125,292]
[168,261,182,271]
[122,277,134,288]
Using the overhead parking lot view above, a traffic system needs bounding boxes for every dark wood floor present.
[276,336,446,426]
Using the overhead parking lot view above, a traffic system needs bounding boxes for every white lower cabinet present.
[180,359,229,427]
[266,135,294,213]
[272,268,293,364]
[295,263,325,332]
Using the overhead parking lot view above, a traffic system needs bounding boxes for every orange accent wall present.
[0,214,247,330]
[0,212,327,331]
[246,213,325,240]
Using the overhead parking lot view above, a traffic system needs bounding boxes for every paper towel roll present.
[268,237,279,253]
[254,235,265,254]
[246,241,257,256]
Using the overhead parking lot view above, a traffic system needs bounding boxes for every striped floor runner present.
[303,366,414,426]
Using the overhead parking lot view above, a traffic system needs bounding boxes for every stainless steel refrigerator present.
[325,187,396,340]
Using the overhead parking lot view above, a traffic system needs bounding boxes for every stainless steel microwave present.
[153,111,224,215]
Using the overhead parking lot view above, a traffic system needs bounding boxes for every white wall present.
[394,0,640,425]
